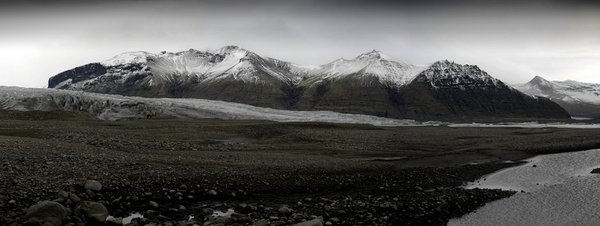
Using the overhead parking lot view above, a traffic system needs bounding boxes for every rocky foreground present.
[1,164,514,226]
[3,115,599,225]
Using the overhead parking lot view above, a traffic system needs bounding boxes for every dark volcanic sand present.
[2,112,600,225]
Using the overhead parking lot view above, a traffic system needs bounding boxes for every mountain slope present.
[293,51,427,118]
[49,46,304,108]
[48,47,571,120]
[515,76,600,118]
[393,61,570,120]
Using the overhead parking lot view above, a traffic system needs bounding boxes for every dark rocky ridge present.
[48,63,107,88]
[48,48,571,120]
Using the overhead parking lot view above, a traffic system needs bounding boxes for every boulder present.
[24,201,69,226]
[74,201,109,223]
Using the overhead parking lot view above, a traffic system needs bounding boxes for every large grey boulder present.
[24,201,69,226]
[74,201,109,223]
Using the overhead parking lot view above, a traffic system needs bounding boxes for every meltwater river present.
[448,149,600,226]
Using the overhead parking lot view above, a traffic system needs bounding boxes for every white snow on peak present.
[211,45,248,56]
[311,51,427,86]
[355,50,393,61]
[422,60,502,87]
[78,47,509,89]
[547,80,600,104]
[96,46,302,84]
[101,51,156,66]
[516,76,600,104]
[530,76,554,88]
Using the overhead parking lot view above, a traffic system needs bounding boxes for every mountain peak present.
[355,50,392,61]
[531,75,549,82]
[214,45,248,54]
[101,51,155,66]
[219,45,241,51]
[420,60,503,88]
[528,75,553,88]
[431,60,457,66]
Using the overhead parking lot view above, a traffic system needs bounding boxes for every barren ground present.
[1,110,600,225]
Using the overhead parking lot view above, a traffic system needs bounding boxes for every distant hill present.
[515,76,600,118]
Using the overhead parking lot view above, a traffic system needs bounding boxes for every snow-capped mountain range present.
[515,76,600,118]
[48,46,570,120]
[50,46,427,89]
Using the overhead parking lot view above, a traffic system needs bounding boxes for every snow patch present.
[102,52,154,66]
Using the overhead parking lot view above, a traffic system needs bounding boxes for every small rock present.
[200,208,213,216]
[106,216,123,225]
[8,200,15,204]
[149,201,159,208]
[278,206,293,215]
[208,190,218,196]
[252,219,269,226]
[84,180,102,191]
[57,190,69,199]
[293,217,324,226]
[145,210,158,219]
[271,220,287,226]
[69,194,81,203]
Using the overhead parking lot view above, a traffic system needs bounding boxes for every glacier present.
[3,86,600,129]
[0,86,436,126]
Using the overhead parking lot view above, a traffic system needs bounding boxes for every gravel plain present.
[1,111,600,226]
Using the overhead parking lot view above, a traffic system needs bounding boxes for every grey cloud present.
[0,0,599,88]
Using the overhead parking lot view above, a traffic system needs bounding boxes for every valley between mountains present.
[3,46,600,226]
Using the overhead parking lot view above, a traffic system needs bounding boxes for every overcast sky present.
[1,0,599,88]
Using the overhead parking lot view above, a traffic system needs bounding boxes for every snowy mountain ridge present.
[310,50,427,86]
[516,76,600,104]
[420,60,503,89]
[97,46,301,85]
[515,76,600,118]
[47,46,572,120]
[55,46,500,89]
